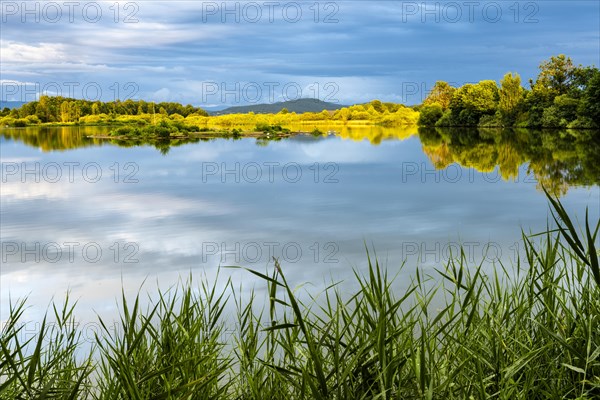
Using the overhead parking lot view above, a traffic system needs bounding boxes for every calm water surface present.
[1,126,598,326]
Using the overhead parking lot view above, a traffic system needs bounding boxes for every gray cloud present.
[1,1,598,105]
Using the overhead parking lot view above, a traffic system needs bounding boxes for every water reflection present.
[418,127,600,196]
[2,125,598,195]
[1,126,109,151]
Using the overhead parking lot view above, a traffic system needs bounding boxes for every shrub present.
[478,112,502,127]
[435,110,453,127]
[567,117,599,130]
[417,103,444,126]
[541,105,566,128]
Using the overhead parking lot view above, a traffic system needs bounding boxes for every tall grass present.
[1,194,598,399]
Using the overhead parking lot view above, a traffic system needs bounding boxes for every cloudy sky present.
[1,1,599,107]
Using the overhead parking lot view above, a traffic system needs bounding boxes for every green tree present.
[334,108,351,121]
[575,69,600,127]
[449,80,498,125]
[531,54,576,97]
[569,66,599,98]
[418,103,444,126]
[499,72,524,125]
[527,57,598,127]
[581,69,600,120]
[60,101,70,122]
[370,100,385,113]
[424,81,455,110]
[70,102,81,122]
[35,96,51,122]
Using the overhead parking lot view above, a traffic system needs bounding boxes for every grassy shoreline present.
[1,194,599,399]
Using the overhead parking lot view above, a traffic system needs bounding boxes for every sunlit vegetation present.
[1,98,419,130]
[192,104,419,131]
[254,123,290,134]
[0,126,109,151]
[109,120,201,138]
[1,195,599,399]
[418,55,600,129]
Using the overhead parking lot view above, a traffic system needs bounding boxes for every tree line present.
[0,97,209,126]
[418,55,600,129]
[1,98,419,128]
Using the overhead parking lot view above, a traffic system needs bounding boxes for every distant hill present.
[201,105,230,113]
[1,101,26,110]
[210,99,346,115]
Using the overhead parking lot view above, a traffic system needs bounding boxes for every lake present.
[1,125,598,331]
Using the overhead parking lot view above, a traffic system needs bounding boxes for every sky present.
[1,0,599,107]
